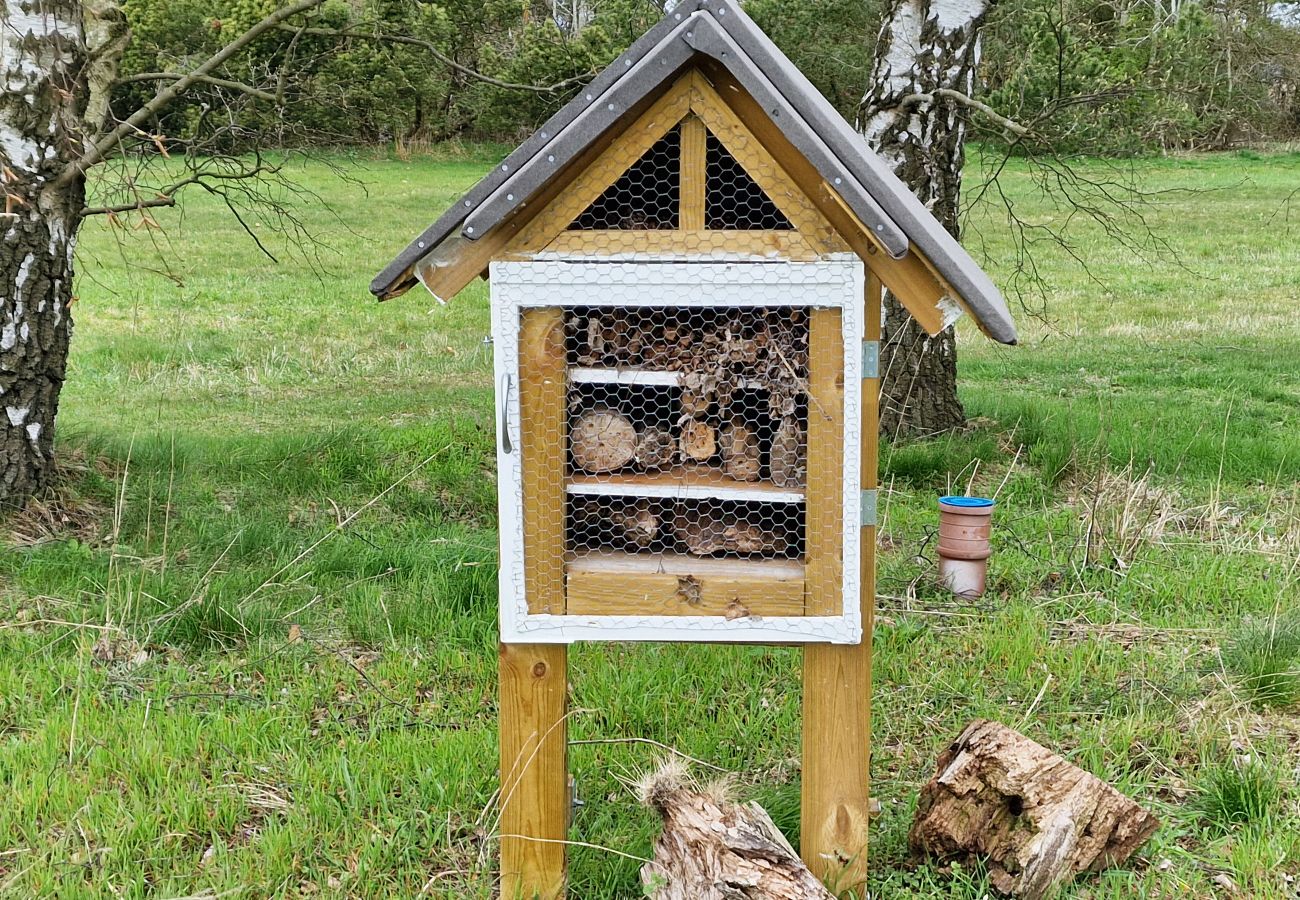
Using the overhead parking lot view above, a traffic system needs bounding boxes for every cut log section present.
[639,762,834,900]
[909,719,1160,900]
[719,416,762,482]
[571,407,637,473]
[636,425,676,471]
[679,417,717,463]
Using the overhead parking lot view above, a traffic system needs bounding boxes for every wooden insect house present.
[371,1,1017,895]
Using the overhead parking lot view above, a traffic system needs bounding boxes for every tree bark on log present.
[769,416,805,488]
[910,720,1160,900]
[639,764,834,900]
[1,0,89,508]
[859,0,995,437]
[719,416,761,482]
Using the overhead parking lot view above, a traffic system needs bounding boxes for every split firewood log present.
[679,417,717,463]
[639,761,834,900]
[769,416,805,488]
[910,720,1160,900]
[571,407,637,473]
[719,416,761,482]
[572,498,660,548]
[636,425,676,471]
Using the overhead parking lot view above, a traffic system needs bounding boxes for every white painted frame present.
[491,257,864,644]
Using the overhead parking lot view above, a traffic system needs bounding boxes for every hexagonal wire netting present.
[563,305,809,566]
[531,118,835,615]
[570,125,793,232]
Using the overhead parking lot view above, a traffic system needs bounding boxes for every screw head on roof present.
[548,154,555,162]
[586,93,593,100]
[834,177,842,185]
[687,31,693,37]
[540,132,548,139]
[501,164,508,172]
[418,241,425,248]
[876,224,884,231]
[466,226,475,234]
[507,193,514,201]
[464,200,471,207]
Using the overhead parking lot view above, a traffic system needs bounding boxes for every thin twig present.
[569,737,728,773]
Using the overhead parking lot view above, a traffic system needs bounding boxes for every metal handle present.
[499,373,514,454]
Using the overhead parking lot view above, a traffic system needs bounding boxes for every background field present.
[1,148,1298,898]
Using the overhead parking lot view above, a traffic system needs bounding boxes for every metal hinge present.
[861,340,879,379]
[498,373,514,454]
[860,489,878,527]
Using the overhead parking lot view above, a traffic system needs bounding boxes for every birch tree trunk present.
[1,0,91,507]
[859,0,994,438]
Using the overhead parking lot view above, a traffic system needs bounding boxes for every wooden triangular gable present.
[413,66,958,337]
[507,71,845,260]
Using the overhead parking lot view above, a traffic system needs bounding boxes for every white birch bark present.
[1,0,89,504]
[859,0,993,436]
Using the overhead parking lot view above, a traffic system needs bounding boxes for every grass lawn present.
[1,146,1298,898]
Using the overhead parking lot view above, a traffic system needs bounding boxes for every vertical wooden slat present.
[679,114,707,231]
[499,643,569,900]
[804,308,845,615]
[801,273,880,894]
[503,304,570,897]
[519,306,567,614]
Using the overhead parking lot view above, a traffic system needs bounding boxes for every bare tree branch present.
[898,88,1029,136]
[80,195,177,216]
[59,0,327,185]
[274,23,596,94]
[114,72,278,102]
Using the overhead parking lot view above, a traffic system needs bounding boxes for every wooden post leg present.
[500,642,568,900]
[801,272,882,896]
[801,639,872,893]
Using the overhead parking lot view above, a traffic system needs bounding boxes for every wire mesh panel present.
[571,126,681,230]
[492,259,863,644]
[549,304,818,613]
[705,130,792,230]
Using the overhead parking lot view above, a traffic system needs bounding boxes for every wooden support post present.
[502,304,570,897]
[679,114,707,231]
[500,642,569,900]
[800,272,881,896]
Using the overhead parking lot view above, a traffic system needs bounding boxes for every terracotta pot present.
[937,496,994,598]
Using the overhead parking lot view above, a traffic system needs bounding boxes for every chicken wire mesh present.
[507,113,852,619]
[513,301,836,616]
[572,126,681,230]
[705,131,792,230]
[568,120,794,234]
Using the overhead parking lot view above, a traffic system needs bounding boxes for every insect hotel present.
[371,1,1016,895]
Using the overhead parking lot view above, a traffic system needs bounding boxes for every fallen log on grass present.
[909,719,1160,900]
[639,762,833,900]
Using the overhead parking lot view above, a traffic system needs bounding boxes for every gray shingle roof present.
[371,0,1016,345]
